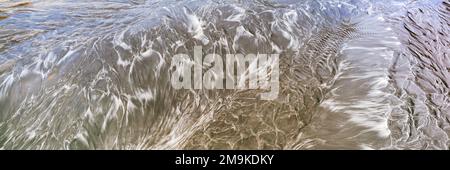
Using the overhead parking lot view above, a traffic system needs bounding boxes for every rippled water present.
[0,0,449,149]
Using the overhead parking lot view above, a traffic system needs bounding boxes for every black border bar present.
[0,150,447,169]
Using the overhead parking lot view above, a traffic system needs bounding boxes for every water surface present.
[0,0,449,149]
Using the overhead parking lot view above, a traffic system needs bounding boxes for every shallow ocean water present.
[0,0,449,149]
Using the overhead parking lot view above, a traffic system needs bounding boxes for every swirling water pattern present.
[0,0,449,149]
